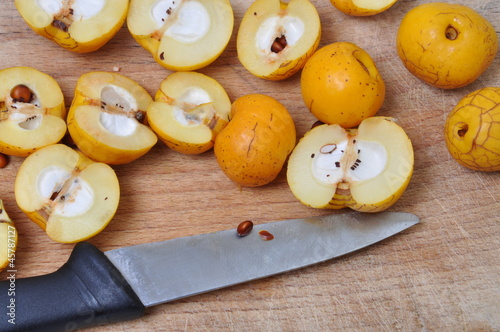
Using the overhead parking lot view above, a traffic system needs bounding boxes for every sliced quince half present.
[147,72,231,154]
[15,0,129,53]
[127,0,234,71]
[67,72,157,165]
[330,0,399,16]
[287,117,414,212]
[237,0,321,80]
[15,144,120,243]
[0,200,18,272]
[0,66,66,157]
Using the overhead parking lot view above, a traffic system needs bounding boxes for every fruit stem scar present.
[445,25,459,40]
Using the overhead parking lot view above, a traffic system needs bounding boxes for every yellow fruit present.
[0,66,66,157]
[237,0,321,80]
[445,87,500,172]
[0,200,18,272]
[330,0,399,16]
[147,72,231,155]
[396,2,498,89]
[15,0,128,53]
[214,94,296,187]
[301,42,385,128]
[287,117,414,212]
[15,144,120,243]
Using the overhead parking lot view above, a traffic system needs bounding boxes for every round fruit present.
[330,0,398,16]
[301,42,385,128]
[396,2,498,89]
[287,117,414,212]
[444,87,500,172]
[214,94,296,187]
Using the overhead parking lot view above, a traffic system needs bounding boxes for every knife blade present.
[0,211,418,332]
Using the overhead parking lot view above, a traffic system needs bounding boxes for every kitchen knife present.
[0,211,418,332]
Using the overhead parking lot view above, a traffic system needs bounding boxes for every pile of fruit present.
[1,0,498,270]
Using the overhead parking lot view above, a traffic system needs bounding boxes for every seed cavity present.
[38,0,105,31]
[320,144,337,154]
[99,85,140,137]
[256,15,304,59]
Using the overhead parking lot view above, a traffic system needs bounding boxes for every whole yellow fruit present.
[214,94,296,187]
[445,87,500,172]
[396,2,498,89]
[301,42,385,128]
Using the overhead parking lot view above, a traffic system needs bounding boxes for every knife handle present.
[0,242,145,332]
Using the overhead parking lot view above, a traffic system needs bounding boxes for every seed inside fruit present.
[445,25,459,40]
[10,85,34,103]
[37,0,105,21]
[256,16,304,59]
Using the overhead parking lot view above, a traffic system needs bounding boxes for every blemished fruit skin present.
[396,2,498,89]
[445,87,500,172]
[301,42,385,128]
[214,94,296,187]
[330,0,399,16]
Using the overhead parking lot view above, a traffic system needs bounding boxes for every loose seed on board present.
[237,220,254,237]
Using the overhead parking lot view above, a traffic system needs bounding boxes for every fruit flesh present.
[0,67,66,157]
[15,144,120,243]
[330,0,398,16]
[287,117,413,212]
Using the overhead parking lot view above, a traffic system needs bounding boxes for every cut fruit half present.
[0,200,18,272]
[147,72,231,154]
[237,0,321,80]
[67,72,157,165]
[15,0,129,53]
[15,144,120,243]
[287,117,414,212]
[0,66,66,157]
[127,0,234,71]
[330,0,399,16]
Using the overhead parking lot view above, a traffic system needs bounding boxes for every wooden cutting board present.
[1,0,499,330]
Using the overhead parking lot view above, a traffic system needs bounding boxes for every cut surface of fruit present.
[15,0,128,53]
[237,0,321,80]
[0,66,66,157]
[330,0,398,16]
[127,0,234,70]
[14,144,120,243]
[67,72,157,164]
[0,200,18,272]
[147,72,231,154]
[287,117,413,212]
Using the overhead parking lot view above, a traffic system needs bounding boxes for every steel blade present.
[105,211,419,307]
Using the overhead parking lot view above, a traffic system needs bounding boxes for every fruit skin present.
[0,66,66,157]
[330,0,398,16]
[445,87,500,172]
[15,0,128,53]
[214,94,296,187]
[0,200,18,272]
[396,2,498,89]
[301,42,385,128]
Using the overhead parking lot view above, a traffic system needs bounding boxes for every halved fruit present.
[330,0,399,16]
[0,200,18,272]
[0,66,66,157]
[127,0,234,71]
[237,0,321,80]
[287,117,413,212]
[15,0,129,53]
[67,72,157,165]
[147,72,231,154]
[15,144,120,243]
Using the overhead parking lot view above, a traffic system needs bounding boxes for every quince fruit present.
[301,42,385,128]
[330,0,399,16]
[15,144,120,243]
[147,72,231,155]
[237,0,321,80]
[15,0,129,53]
[0,200,18,272]
[445,87,500,172]
[0,66,66,157]
[127,0,234,71]
[396,2,498,89]
[214,94,296,187]
[287,117,413,212]
[67,72,157,165]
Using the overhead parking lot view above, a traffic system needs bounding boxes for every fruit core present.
[99,85,142,136]
[312,139,387,184]
[151,0,210,43]
[256,15,304,60]
[37,165,93,218]
[171,87,219,127]
[37,0,105,30]
[2,85,44,130]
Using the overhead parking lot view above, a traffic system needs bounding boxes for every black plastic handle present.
[0,242,145,332]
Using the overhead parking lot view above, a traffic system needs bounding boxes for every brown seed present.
[0,154,8,168]
[52,19,68,32]
[270,35,287,53]
[258,230,274,241]
[237,220,253,237]
[11,85,33,103]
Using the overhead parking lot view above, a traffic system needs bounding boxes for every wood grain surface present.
[1,0,499,331]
